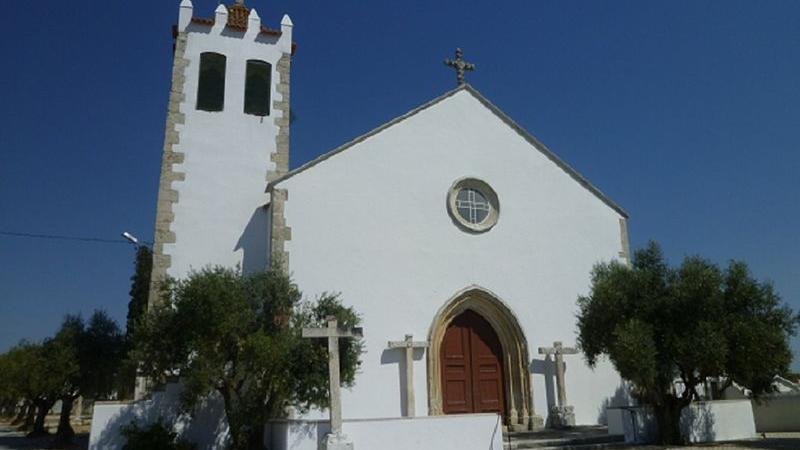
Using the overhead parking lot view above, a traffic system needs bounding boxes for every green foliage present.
[1,340,65,434]
[82,311,126,399]
[0,342,58,413]
[121,418,196,450]
[49,315,84,399]
[0,311,124,441]
[119,246,153,400]
[0,350,20,415]
[577,241,799,444]
[48,311,125,442]
[127,246,152,339]
[45,311,124,401]
[132,265,364,450]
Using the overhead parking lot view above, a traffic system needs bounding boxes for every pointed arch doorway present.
[440,309,505,414]
[428,286,543,431]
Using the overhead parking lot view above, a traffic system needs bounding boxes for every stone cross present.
[387,334,429,417]
[538,341,579,408]
[303,316,363,443]
[444,48,475,86]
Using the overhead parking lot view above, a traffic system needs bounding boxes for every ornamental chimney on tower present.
[148,1,294,307]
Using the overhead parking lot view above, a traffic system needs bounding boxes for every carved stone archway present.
[427,286,543,431]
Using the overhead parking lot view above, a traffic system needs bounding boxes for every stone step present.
[505,443,630,450]
[503,430,625,450]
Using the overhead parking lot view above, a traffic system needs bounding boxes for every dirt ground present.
[632,433,800,450]
[0,422,89,450]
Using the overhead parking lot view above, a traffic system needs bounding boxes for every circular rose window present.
[447,178,499,233]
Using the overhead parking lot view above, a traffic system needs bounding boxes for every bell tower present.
[149,0,293,305]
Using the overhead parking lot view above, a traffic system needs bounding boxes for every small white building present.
[115,1,636,446]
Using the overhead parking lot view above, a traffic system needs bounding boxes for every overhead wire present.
[0,230,140,245]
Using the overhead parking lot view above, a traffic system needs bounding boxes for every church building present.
[148,0,630,435]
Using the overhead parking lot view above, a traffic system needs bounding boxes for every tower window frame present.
[244,59,272,117]
[196,52,226,112]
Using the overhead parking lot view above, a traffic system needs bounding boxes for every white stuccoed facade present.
[269,87,629,427]
[100,2,636,449]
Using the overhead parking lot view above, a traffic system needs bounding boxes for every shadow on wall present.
[530,356,556,422]
[597,381,634,425]
[379,347,426,416]
[92,384,230,450]
[681,402,716,443]
[235,206,269,273]
[265,420,331,450]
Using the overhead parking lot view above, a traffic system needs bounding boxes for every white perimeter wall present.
[89,383,229,450]
[752,394,800,432]
[165,17,291,278]
[265,414,503,450]
[278,90,628,425]
[608,400,756,444]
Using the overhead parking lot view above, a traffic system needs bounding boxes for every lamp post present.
[121,231,152,400]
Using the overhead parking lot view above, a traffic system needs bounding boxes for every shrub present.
[121,418,196,450]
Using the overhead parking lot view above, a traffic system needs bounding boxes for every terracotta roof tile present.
[191,17,214,26]
[189,16,282,37]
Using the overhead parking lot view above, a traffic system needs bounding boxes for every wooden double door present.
[440,309,506,415]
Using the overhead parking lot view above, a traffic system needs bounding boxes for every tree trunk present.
[15,403,34,430]
[654,398,685,445]
[246,426,262,450]
[53,395,76,445]
[28,400,53,437]
[220,388,263,450]
[222,389,245,450]
[11,402,29,426]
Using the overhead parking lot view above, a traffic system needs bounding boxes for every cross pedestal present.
[387,334,428,417]
[303,317,363,450]
[538,341,579,428]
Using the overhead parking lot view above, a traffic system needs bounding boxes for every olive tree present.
[577,242,798,444]
[51,311,125,445]
[1,340,66,436]
[132,265,363,450]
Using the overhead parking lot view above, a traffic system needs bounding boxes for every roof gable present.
[269,84,628,218]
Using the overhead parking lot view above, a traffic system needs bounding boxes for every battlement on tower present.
[176,0,294,53]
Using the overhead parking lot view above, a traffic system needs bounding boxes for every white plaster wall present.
[607,407,656,443]
[752,394,800,432]
[682,400,756,443]
[609,401,757,444]
[165,17,291,278]
[89,383,229,450]
[265,414,503,450]
[278,90,627,426]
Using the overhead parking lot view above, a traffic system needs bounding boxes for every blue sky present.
[0,0,798,370]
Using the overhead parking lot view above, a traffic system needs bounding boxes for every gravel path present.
[585,433,800,450]
[0,424,88,450]
[1,421,798,450]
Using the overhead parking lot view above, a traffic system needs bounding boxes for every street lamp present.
[121,231,139,245]
[121,230,151,400]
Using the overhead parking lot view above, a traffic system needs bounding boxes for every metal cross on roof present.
[444,48,475,87]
